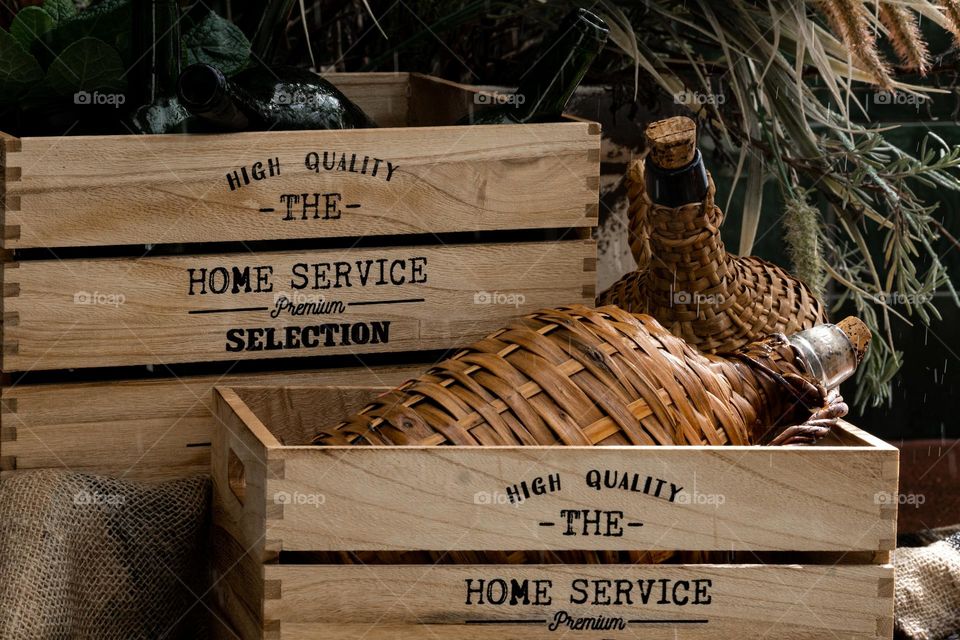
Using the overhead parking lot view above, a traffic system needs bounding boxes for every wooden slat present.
[1,364,424,480]
[264,563,893,640]
[232,386,392,446]
[3,119,598,249]
[321,72,410,127]
[3,239,595,371]
[407,74,479,125]
[258,444,896,553]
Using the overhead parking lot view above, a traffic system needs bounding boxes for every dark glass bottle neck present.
[644,149,710,207]
[511,11,608,122]
[130,0,181,106]
[178,64,250,130]
[250,0,298,64]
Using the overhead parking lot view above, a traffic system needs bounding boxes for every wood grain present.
[213,387,898,553]
[264,444,896,553]
[1,364,424,480]
[3,239,595,371]
[2,99,598,248]
[210,387,896,640]
[263,563,893,639]
[322,72,411,127]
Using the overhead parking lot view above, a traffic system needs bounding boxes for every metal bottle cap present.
[786,317,870,389]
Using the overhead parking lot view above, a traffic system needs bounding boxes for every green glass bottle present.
[458,8,608,125]
[127,0,191,134]
[177,63,377,131]
[249,0,298,65]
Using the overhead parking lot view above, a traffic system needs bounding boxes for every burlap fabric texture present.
[896,532,960,640]
[0,470,210,639]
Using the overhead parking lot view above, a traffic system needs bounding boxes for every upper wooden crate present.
[0,73,599,249]
[0,73,599,480]
[0,73,600,373]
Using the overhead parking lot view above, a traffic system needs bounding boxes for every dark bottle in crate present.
[249,0,299,64]
[458,8,609,125]
[127,0,192,134]
[177,63,377,131]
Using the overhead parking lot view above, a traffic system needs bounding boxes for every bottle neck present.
[130,0,181,106]
[786,324,860,389]
[713,321,863,442]
[644,149,710,207]
[711,332,827,442]
[177,64,251,130]
[250,0,298,64]
[510,10,607,122]
[643,161,729,309]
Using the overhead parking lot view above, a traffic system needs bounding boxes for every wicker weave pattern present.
[310,305,833,566]
[313,305,821,449]
[599,160,826,354]
[625,159,651,271]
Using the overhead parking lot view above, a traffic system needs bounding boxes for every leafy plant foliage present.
[0,0,250,133]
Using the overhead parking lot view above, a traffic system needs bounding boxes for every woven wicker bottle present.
[598,116,826,354]
[310,305,868,566]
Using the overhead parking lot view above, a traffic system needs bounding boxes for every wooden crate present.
[211,385,899,640]
[0,72,599,479]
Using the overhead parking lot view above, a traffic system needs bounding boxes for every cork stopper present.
[836,316,871,365]
[646,116,697,169]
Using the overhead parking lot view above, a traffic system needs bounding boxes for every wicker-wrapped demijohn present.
[312,306,867,451]
[598,116,826,354]
[308,306,867,566]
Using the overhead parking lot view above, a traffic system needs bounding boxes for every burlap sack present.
[0,470,210,639]
[896,533,960,640]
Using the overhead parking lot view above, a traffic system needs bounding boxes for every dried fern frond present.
[878,2,930,73]
[783,189,827,299]
[819,0,894,88]
[940,0,960,43]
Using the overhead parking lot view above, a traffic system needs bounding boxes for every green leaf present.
[0,28,44,106]
[46,37,125,96]
[183,10,250,76]
[40,0,130,66]
[10,7,56,50]
[43,0,77,23]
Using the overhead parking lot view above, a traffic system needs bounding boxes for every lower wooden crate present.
[210,385,899,640]
[0,362,426,480]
